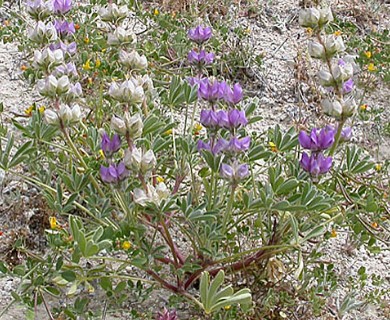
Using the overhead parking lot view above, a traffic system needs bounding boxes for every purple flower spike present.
[213,138,229,154]
[300,152,332,177]
[100,162,128,184]
[340,127,352,142]
[197,139,211,152]
[188,25,212,44]
[342,78,354,94]
[54,20,75,36]
[220,162,249,182]
[200,109,219,128]
[299,127,335,151]
[156,308,178,320]
[53,0,72,14]
[228,136,251,153]
[187,50,215,65]
[225,83,243,105]
[101,132,121,157]
[338,58,346,67]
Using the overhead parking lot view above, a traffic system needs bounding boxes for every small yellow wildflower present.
[364,51,372,59]
[164,129,173,135]
[87,77,93,85]
[38,106,45,113]
[375,163,382,171]
[156,176,164,183]
[244,27,251,34]
[99,149,105,158]
[101,48,107,53]
[84,36,90,44]
[49,216,58,230]
[333,30,342,36]
[20,65,28,71]
[224,305,231,310]
[193,123,202,135]
[371,222,378,229]
[269,141,278,152]
[95,58,101,68]
[360,104,367,111]
[122,241,132,250]
[153,8,159,16]
[367,63,377,72]
[4,20,10,27]
[24,105,34,116]
[83,59,92,71]
[306,27,313,35]
[330,229,337,238]
[74,24,80,30]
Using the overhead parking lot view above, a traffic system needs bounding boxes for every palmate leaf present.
[199,270,252,315]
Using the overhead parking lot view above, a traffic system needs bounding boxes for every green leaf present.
[62,270,76,282]
[200,271,209,308]
[100,277,112,292]
[207,270,225,309]
[303,225,325,242]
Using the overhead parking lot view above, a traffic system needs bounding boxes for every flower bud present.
[318,70,334,87]
[308,41,325,59]
[37,75,58,97]
[57,75,71,94]
[140,150,156,174]
[33,48,64,72]
[111,115,127,135]
[321,99,342,119]
[109,80,145,104]
[332,62,353,82]
[133,183,169,207]
[342,98,357,117]
[59,104,81,124]
[44,109,59,125]
[318,8,334,26]
[26,0,53,20]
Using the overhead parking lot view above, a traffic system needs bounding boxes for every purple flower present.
[54,20,75,36]
[197,138,228,155]
[325,125,352,142]
[200,109,219,128]
[223,109,248,129]
[100,162,128,183]
[101,132,121,157]
[188,50,215,65]
[338,58,346,67]
[220,162,249,182]
[342,78,354,94]
[188,25,212,44]
[198,78,224,102]
[156,308,178,320]
[227,136,251,153]
[225,83,243,105]
[300,152,332,177]
[54,62,78,77]
[50,41,77,54]
[53,0,72,14]
[298,127,335,151]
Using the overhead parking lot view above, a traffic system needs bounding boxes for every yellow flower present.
[38,106,45,113]
[24,105,34,116]
[20,65,28,71]
[84,36,90,44]
[156,176,164,183]
[306,27,313,35]
[330,229,337,238]
[88,77,93,85]
[171,11,176,18]
[164,129,173,135]
[367,63,377,72]
[95,58,101,68]
[224,305,231,310]
[244,27,251,34]
[101,48,107,53]
[4,20,10,27]
[49,216,58,230]
[153,8,159,16]
[360,104,367,111]
[83,59,92,71]
[333,30,342,36]
[122,241,132,250]
[375,163,382,171]
[364,51,372,59]
[371,222,378,229]
[99,149,105,158]
[269,141,277,153]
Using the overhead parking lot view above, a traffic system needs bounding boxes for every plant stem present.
[329,118,345,156]
[222,184,236,234]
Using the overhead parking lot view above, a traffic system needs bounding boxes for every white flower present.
[323,35,345,56]
[119,50,148,69]
[107,27,137,46]
[318,70,334,87]
[342,98,357,117]
[33,48,64,71]
[133,183,169,207]
[298,8,320,28]
[318,8,334,26]
[109,80,144,104]
[308,41,325,59]
[111,115,127,135]
[27,0,53,20]
[332,63,354,82]
[99,3,128,23]
[124,113,143,138]
[321,99,342,118]
[29,21,57,43]
[57,75,71,94]
[44,109,59,125]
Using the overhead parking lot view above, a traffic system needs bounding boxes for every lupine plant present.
[0,0,388,319]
